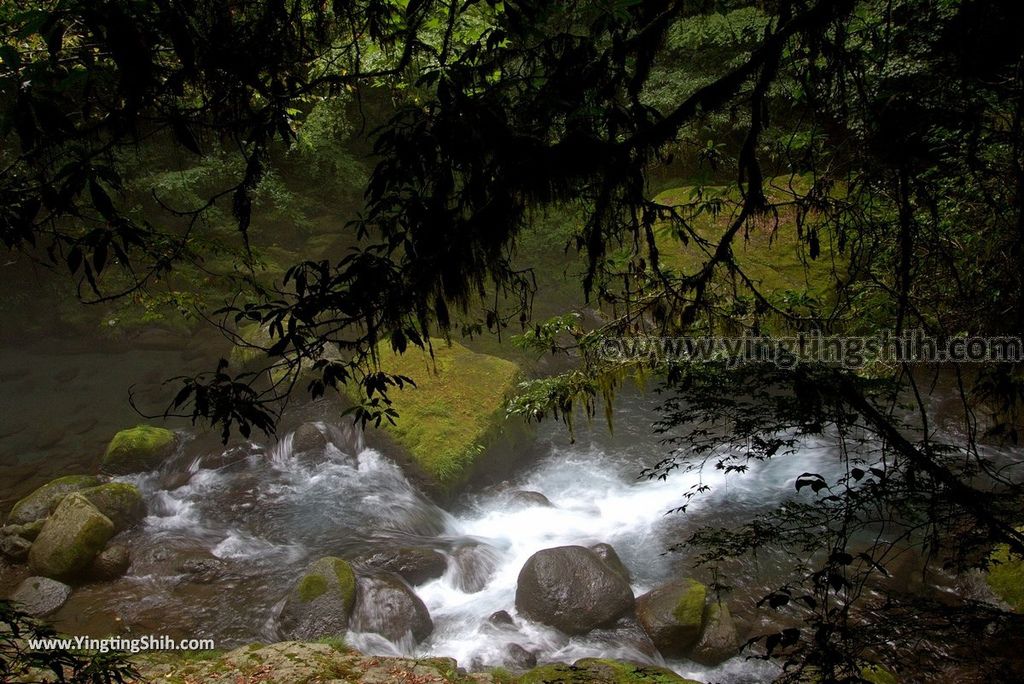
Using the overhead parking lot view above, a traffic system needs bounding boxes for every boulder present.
[635,578,707,657]
[1,534,32,562]
[586,615,660,660]
[7,475,101,525]
[590,542,631,583]
[28,494,115,583]
[690,601,739,665]
[515,545,634,635]
[101,425,177,474]
[350,547,447,586]
[488,609,516,627]
[279,557,358,640]
[292,423,330,453]
[9,576,72,616]
[79,483,145,532]
[508,490,554,508]
[87,543,131,581]
[350,572,433,643]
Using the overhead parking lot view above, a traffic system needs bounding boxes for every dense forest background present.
[3,0,1024,681]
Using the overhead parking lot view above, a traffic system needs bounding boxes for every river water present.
[0,335,1001,682]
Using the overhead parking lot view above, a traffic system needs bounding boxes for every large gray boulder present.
[9,576,72,616]
[7,475,101,525]
[515,545,634,635]
[350,572,433,643]
[278,557,358,640]
[350,547,447,586]
[28,494,115,583]
[635,578,707,657]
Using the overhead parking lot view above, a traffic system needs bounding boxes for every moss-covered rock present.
[102,425,177,474]
[986,541,1024,612]
[635,578,707,657]
[351,572,434,643]
[520,658,701,683]
[690,601,739,665]
[279,557,357,640]
[7,474,101,525]
[28,493,115,582]
[360,340,521,493]
[860,663,899,684]
[79,482,145,532]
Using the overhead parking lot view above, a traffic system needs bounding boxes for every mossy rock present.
[279,557,357,640]
[229,323,274,367]
[635,578,707,657]
[860,663,898,684]
[358,340,521,493]
[28,493,114,583]
[102,425,177,474]
[986,541,1024,611]
[520,658,701,683]
[7,475,101,525]
[78,482,145,532]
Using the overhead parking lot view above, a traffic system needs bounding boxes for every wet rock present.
[508,490,554,508]
[79,482,145,532]
[87,544,131,581]
[28,493,114,583]
[176,555,227,583]
[350,547,447,586]
[589,542,631,583]
[635,578,707,657]
[515,545,634,635]
[690,601,739,665]
[101,425,177,474]
[1,534,31,562]
[452,544,498,593]
[292,423,329,453]
[279,557,357,640]
[351,571,433,643]
[503,643,538,670]
[586,615,660,660]
[7,475,101,525]
[159,469,193,490]
[9,576,72,616]
[488,609,516,627]
[520,658,700,683]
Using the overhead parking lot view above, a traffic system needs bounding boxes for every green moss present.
[102,425,177,474]
[672,579,707,627]
[520,659,701,683]
[297,574,328,602]
[230,323,273,367]
[8,474,101,525]
[331,557,356,609]
[986,542,1024,611]
[28,493,115,581]
[860,663,898,684]
[78,482,145,532]
[361,340,521,491]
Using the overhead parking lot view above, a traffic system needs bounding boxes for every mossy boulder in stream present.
[520,658,702,683]
[78,482,145,532]
[102,425,177,474]
[358,340,521,495]
[28,493,115,582]
[985,541,1024,611]
[635,578,708,657]
[7,475,101,525]
[690,601,739,665]
[278,557,357,640]
[351,572,434,643]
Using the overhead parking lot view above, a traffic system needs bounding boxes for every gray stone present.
[515,545,634,635]
[28,493,115,583]
[350,572,433,643]
[10,576,72,616]
[350,547,447,586]
[690,601,739,665]
[88,544,131,581]
[278,557,357,640]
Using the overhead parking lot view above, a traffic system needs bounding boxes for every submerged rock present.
[452,544,498,593]
[503,643,538,670]
[7,474,101,525]
[28,493,114,583]
[515,545,634,635]
[102,425,177,474]
[78,482,145,532]
[291,422,330,454]
[88,543,131,581]
[690,601,739,665]
[278,557,357,640]
[507,490,554,508]
[635,578,707,657]
[350,547,447,586]
[488,609,516,627]
[351,572,433,643]
[9,576,72,616]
